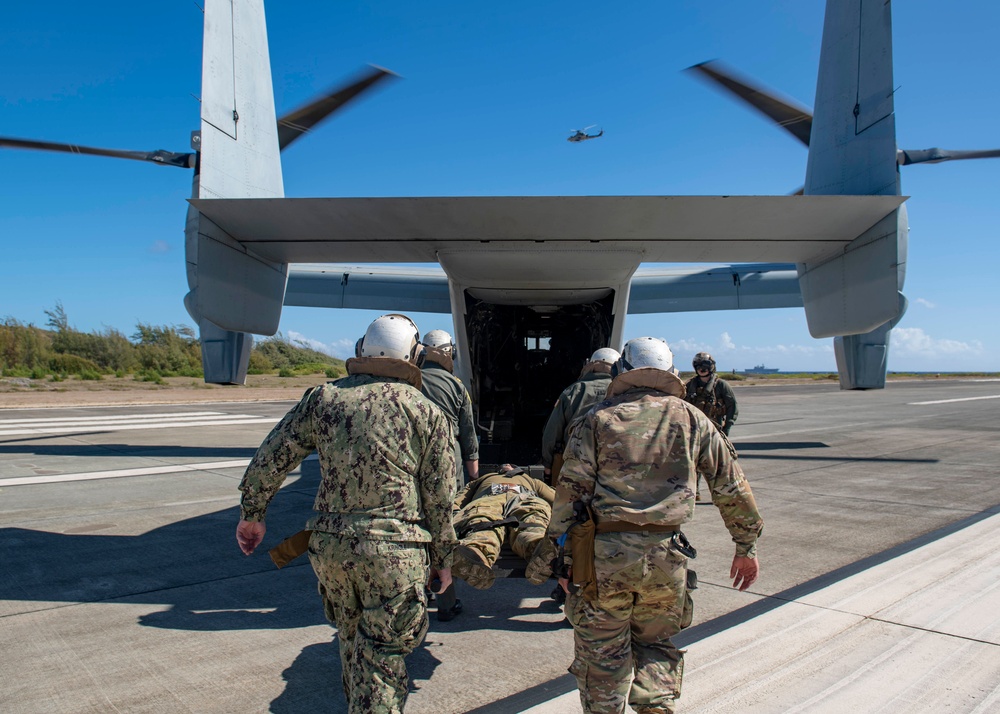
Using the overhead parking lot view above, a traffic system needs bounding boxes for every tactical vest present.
[686,377,728,427]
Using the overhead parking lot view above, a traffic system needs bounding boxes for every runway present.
[1,379,999,712]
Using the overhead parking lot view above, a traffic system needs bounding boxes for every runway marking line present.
[910,395,1000,405]
[1,454,318,487]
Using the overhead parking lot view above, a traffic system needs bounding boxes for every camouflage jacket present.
[454,468,557,510]
[540,371,613,468]
[684,374,738,435]
[239,357,458,569]
[549,367,762,558]
[420,361,479,462]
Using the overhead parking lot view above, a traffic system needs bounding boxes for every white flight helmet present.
[358,314,421,362]
[422,329,456,358]
[617,337,674,373]
[589,347,621,366]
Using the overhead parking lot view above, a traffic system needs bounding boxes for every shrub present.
[0,318,51,371]
[49,353,103,376]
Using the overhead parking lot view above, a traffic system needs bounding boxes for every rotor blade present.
[897,147,1000,165]
[0,136,195,168]
[686,60,813,147]
[277,65,398,151]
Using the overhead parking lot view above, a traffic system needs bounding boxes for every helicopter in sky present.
[567,125,604,142]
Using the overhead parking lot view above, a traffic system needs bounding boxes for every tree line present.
[0,303,345,383]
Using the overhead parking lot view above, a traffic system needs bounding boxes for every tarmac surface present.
[2,378,999,713]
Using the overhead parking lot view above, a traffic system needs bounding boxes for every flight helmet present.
[616,337,674,374]
[589,347,621,366]
[422,329,456,358]
[693,352,716,373]
[358,314,421,362]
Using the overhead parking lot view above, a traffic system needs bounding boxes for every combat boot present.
[452,544,496,590]
[525,538,557,585]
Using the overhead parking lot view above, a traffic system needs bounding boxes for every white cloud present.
[914,298,936,309]
[148,240,171,254]
[670,338,709,353]
[286,330,355,359]
[719,332,736,350]
[892,327,983,356]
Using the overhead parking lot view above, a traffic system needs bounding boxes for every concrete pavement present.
[2,379,999,712]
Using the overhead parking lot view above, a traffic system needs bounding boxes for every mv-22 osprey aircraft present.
[4,0,999,464]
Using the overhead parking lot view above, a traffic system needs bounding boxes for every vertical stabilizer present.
[185,0,288,383]
[198,0,284,200]
[805,0,898,197]
[799,0,907,389]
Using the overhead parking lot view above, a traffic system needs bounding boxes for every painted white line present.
[910,395,1000,405]
[1,459,252,486]
[0,417,278,437]
[0,411,226,425]
[1,454,318,487]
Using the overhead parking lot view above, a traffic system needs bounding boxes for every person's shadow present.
[270,637,444,713]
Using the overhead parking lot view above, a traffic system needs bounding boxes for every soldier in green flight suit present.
[235,313,457,714]
[548,337,763,714]
[541,347,621,483]
[419,329,480,489]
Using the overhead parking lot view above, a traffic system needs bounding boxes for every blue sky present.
[2,1,997,373]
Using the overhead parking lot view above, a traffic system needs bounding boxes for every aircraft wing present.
[283,262,803,314]
[284,264,451,313]
[190,194,902,337]
[192,195,902,266]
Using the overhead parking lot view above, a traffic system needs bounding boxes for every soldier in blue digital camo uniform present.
[547,337,763,714]
[236,314,457,714]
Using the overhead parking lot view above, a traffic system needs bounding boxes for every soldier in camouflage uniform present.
[451,464,556,589]
[419,329,480,489]
[236,314,457,714]
[541,347,620,481]
[548,337,763,714]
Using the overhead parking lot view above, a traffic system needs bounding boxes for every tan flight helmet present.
[356,314,421,362]
[693,352,716,374]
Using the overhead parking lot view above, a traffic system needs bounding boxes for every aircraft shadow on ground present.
[734,442,937,464]
[738,453,937,464]
[1,460,327,631]
[735,442,828,450]
[0,441,258,459]
[3,457,566,634]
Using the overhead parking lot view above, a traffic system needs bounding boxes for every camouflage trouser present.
[307,531,430,714]
[451,441,464,491]
[453,492,551,562]
[566,531,692,714]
